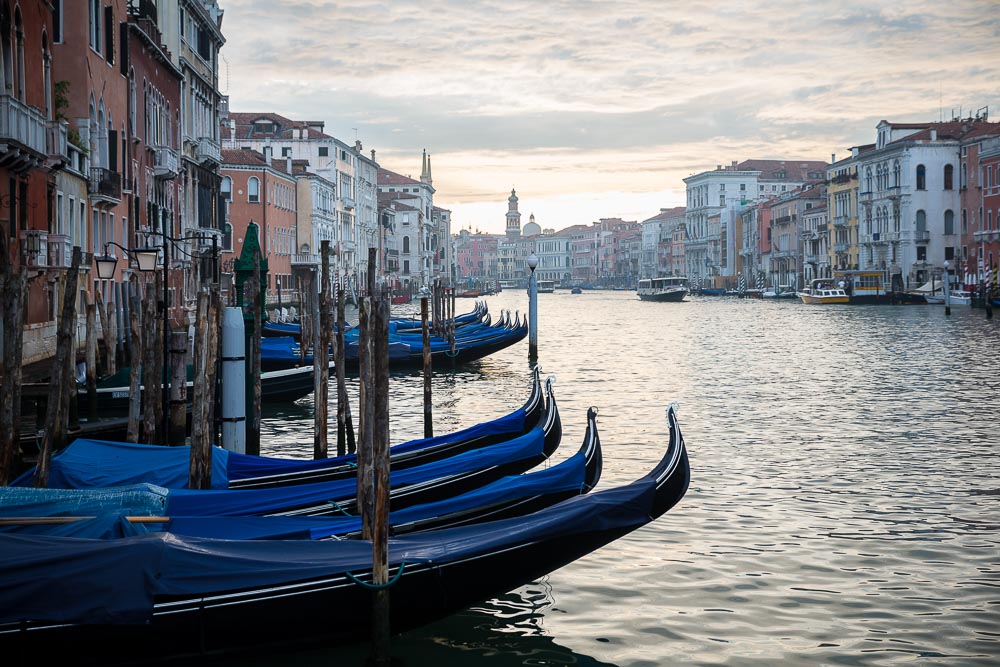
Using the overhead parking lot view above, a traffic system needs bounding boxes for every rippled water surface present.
[248,290,1000,666]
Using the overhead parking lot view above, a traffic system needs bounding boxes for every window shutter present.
[108,129,118,173]
[119,22,129,75]
[104,6,114,65]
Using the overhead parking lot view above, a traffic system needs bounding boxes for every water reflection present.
[253,291,1000,666]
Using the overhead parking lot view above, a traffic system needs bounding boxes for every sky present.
[218,0,1000,235]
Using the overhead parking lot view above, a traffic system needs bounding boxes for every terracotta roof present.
[642,206,686,223]
[887,120,1000,143]
[736,159,829,180]
[220,148,291,174]
[223,112,332,141]
[378,168,424,186]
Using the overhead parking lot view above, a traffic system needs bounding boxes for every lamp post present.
[96,232,218,445]
[943,260,951,316]
[526,252,538,362]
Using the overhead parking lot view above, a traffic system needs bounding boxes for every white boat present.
[948,290,972,306]
[761,285,797,299]
[637,277,689,302]
[536,280,556,294]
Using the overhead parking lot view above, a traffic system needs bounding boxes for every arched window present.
[893,160,900,187]
[247,177,260,203]
[223,223,232,252]
[866,167,873,193]
[943,164,954,190]
[0,2,11,94]
[893,206,900,232]
[915,210,927,234]
[962,208,967,233]
[13,6,23,101]
[916,164,926,190]
[42,31,51,118]
[402,236,410,253]
[221,176,232,200]
[944,210,954,235]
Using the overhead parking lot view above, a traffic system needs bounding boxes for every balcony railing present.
[46,234,72,268]
[153,145,179,179]
[127,0,157,21]
[913,230,930,244]
[88,167,122,204]
[0,94,47,164]
[20,229,48,268]
[196,136,221,164]
[834,243,849,253]
[46,119,69,164]
[771,250,795,259]
[833,215,849,227]
[341,195,356,210]
[291,253,319,267]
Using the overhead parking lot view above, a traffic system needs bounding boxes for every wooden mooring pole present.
[421,296,433,438]
[315,242,331,459]
[169,330,188,446]
[369,283,392,665]
[84,294,98,422]
[189,290,213,488]
[35,247,81,487]
[126,279,143,443]
[0,234,28,485]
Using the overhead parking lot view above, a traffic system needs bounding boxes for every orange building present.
[221,148,297,303]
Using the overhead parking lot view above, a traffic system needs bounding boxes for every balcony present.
[47,234,72,268]
[973,229,1000,243]
[834,243,849,253]
[153,145,179,179]
[20,229,48,269]
[772,250,795,259]
[88,167,122,205]
[342,195,356,210]
[804,254,825,265]
[833,215,849,228]
[886,185,902,199]
[196,136,221,165]
[859,191,873,202]
[46,119,69,167]
[291,253,320,267]
[913,231,930,244]
[0,94,47,172]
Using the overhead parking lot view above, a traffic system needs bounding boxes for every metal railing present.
[46,234,72,268]
[46,119,69,161]
[88,167,122,201]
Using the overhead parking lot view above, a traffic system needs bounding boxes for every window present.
[944,164,954,190]
[53,1,63,43]
[221,176,232,200]
[916,164,926,190]
[318,146,328,157]
[403,236,410,253]
[915,210,927,235]
[944,210,954,235]
[89,0,101,53]
[403,260,410,274]
[248,177,260,203]
[281,147,291,157]
[104,6,114,64]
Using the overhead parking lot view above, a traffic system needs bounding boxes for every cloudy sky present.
[219,0,1000,234]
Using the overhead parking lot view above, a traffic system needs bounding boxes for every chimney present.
[831,153,836,164]
[371,149,376,161]
[731,160,738,169]
[263,144,272,164]
[355,139,363,152]
[286,156,292,173]
[930,129,937,141]
[716,164,722,170]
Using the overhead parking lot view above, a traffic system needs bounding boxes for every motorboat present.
[797,279,849,304]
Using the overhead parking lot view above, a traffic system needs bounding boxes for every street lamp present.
[526,252,538,361]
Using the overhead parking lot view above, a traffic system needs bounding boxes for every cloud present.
[220,0,1000,232]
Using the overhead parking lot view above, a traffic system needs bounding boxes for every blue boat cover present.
[8,408,527,490]
[0,483,169,517]
[0,476,660,626]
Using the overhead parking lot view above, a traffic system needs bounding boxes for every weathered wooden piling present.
[315,241,331,460]
[189,290,213,488]
[169,330,188,445]
[422,296,433,437]
[84,295,98,421]
[0,235,28,485]
[126,280,143,443]
[142,275,161,445]
[35,247,81,487]
[370,284,392,665]
[96,290,116,376]
[356,291,372,531]
[249,249,262,456]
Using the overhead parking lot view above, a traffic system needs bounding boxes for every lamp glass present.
[526,253,539,271]
[95,255,118,280]
[134,247,159,272]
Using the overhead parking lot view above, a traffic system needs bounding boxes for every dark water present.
[248,290,1000,666]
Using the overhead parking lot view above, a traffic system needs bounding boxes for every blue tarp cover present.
[8,408,528,490]
[0,477,660,626]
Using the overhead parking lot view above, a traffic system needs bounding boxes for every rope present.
[326,500,352,516]
[445,348,461,357]
[346,562,408,589]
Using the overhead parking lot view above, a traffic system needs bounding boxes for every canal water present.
[248,289,999,666]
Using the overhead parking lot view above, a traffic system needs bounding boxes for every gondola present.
[75,362,332,415]
[10,368,554,491]
[0,404,600,541]
[0,405,689,665]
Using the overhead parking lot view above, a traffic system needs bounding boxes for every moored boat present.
[797,279,850,304]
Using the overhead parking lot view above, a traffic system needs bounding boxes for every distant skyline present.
[220,0,1000,234]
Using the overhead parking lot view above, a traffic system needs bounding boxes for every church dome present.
[522,213,541,237]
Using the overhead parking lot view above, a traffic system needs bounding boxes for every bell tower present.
[505,188,521,241]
